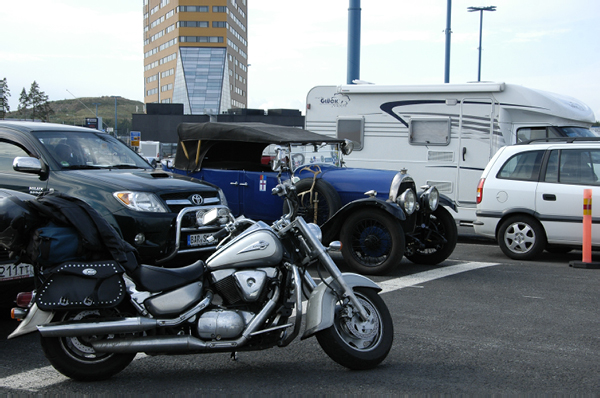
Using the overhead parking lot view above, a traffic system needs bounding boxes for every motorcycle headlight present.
[113,191,168,213]
[397,189,416,215]
[306,223,323,242]
[421,186,439,212]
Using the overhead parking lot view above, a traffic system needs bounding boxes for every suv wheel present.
[497,215,546,260]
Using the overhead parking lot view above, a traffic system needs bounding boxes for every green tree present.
[0,78,10,119]
[18,87,30,119]
[28,81,54,121]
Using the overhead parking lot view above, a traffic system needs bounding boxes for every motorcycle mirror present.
[271,146,291,172]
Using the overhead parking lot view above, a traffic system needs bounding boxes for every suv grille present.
[161,192,220,213]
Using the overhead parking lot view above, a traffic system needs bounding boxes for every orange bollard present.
[570,189,600,269]
[582,189,592,263]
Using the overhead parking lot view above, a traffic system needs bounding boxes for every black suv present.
[0,121,230,267]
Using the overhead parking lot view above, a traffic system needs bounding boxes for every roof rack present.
[516,137,600,145]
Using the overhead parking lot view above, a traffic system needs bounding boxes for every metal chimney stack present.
[347,0,361,84]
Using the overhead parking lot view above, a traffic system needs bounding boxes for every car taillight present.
[476,178,485,204]
[15,291,33,308]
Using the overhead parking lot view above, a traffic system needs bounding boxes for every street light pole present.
[467,6,496,82]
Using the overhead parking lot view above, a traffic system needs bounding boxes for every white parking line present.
[0,261,498,392]
[378,261,499,294]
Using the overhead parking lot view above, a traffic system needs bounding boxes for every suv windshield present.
[33,131,151,169]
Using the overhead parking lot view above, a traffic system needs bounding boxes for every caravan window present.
[336,118,364,150]
[409,118,450,146]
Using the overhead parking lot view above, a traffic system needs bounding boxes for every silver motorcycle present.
[6,149,393,381]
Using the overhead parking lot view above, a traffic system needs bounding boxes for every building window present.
[146,74,158,83]
[161,98,171,104]
[212,6,227,12]
[213,21,227,28]
[147,88,158,96]
[177,21,209,28]
[177,6,208,12]
[180,36,224,43]
[161,83,173,92]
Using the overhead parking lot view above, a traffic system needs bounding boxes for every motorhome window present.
[557,127,597,137]
[336,118,364,150]
[497,150,544,181]
[409,118,450,146]
[516,127,551,142]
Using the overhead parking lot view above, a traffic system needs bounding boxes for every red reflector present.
[476,178,485,204]
[16,291,34,307]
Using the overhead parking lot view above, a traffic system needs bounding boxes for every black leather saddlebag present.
[36,261,126,310]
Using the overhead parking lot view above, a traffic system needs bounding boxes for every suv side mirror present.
[13,157,43,174]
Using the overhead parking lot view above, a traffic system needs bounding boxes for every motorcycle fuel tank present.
[206,223,283,270]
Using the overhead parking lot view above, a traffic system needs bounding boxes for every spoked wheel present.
[40,309,136,381]
[405,206,458,265]
[285,178,341,225]
[316,287,393,370]
[340,208,405,275]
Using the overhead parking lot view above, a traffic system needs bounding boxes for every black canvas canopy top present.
[174,122,344,171]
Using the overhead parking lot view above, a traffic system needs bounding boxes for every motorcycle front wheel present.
[40,309,136,381]
[316,287,393,370]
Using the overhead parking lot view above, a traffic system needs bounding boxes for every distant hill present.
[4,96,145,134]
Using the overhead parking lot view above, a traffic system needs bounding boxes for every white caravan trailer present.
[305,82,596,225]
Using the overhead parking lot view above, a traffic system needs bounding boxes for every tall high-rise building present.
[143,0,248,114]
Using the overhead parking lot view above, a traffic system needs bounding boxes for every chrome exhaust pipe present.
[38,317,159,337]
[92,335,209,354]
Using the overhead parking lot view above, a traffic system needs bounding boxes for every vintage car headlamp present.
[306,223,323,242]
[397,189,417,215]
[342,139,354,156]
[421,186,440,212]
[113,191,168,213]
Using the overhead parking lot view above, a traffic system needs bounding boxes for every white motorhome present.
[305,82,596,225]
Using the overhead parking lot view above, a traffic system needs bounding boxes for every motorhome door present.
[456,98,496,207]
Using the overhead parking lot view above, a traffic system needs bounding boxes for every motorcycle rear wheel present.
[316,287,393,370]
[40,309,136,381]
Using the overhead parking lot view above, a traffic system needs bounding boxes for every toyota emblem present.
[190,194,204,205]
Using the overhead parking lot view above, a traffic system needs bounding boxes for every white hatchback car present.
[474,138,600,260]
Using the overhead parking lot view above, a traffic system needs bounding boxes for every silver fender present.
[7,304,54,340]
[301,273,381,339]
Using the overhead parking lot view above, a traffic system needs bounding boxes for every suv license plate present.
[187,233,213,247]
[0,263,34,281]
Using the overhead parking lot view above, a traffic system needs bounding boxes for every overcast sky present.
[1,0,598,120]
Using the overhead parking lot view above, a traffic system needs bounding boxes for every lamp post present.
[467,5,496,82]
[112,96,118,137]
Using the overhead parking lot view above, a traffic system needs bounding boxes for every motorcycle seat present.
[132,260,206,292]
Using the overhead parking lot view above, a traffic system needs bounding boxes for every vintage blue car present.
[165,122,458,275]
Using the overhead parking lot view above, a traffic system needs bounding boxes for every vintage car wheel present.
[340,208,405,275]
[287,179,341,225]
[405,206,457,265]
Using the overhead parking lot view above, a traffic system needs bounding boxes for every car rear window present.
[546,149,600,185]
[497,150,544,181]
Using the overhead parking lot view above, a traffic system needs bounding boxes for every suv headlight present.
[113,191,168,212]
[397,188,416,215]
[421,186,439,211]
[217,188,228,207]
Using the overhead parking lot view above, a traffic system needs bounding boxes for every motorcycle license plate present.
[187,233,213,247]
[0,263,34,281]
